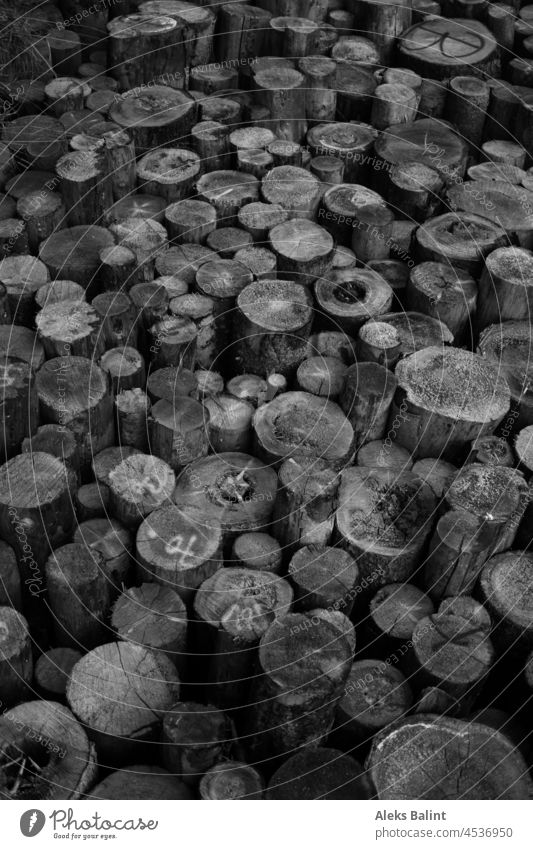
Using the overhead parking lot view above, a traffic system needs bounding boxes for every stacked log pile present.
[0,0,533,803]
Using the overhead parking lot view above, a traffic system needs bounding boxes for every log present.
[446,181,533,249]
[468,434,514,467]
[270,15,320,58]
[191,121,231,172]
[476,247,533,332]
[314,268,393,336]
[147,366,197,405]
[112,583,187,670]
[357,0,412,64]
[136,504,223,604]
[392,347,511,460]
[0,452,76,581]
[266,748,365,800]
[199,95,242,126]
[386,162,443,223]
[296,355,347,399]
[271,456,339,551]
[0,700,97,800]
[90,765,191,799]
[367,715,533,799]
[203,394,254,453]
[289,545,358,613]
[233,246,277,280]
[366,582,435,655]
[173,452,278,544]
[93,446,143,489]
[161,701,236,787]
[254,67,306,143]
[149,397,208,471]
[269,219,333,285]
[73,517,133,597]
[445,76,490,150]
[110,217,168,284]
[56,149,113,227]
[200,761,264,799]
[477,321,533,430]
[0,607,32,707]
[350,205,395,263]
[0,541,21,611]
[0,255,50,328]
[374,118,468,184]
[482,139,527,169]
[356,439,413,471]
[307,123,377,183]
[194,567,293,708]
[66,641,181,762]
[399,18,499,79]
[105,194,167,226]
[34,280,85,311]
[298,56,337,125]
[139,0,216,68]
[168,294,216,369]
[410,457,457,498]
[46,29,83,77]
[148,315,197,368]
[371,83,418,131]
[483,79,520,142]
[107,14,185,92]
[21,424,80,484]
[335,467,437,588]
[195,369,224,401]
[2,115,66,172]
[318,184,387,246]
[261,166,321,220]
[115,388,151,451]
[243,614,351,759]
[339,362,397,449]
[226,374,267,408]
[406,610,495,711]
[76,482,110,522]
[36,300,104,360]
[415,212,507,277]
[0,361,38,461]
[164,199,217,244]
[93,291,138,351]
[44,77,88,118]
[44,543,111,650]
[34,648,83,701]
[332,35,380,65]
[217,3,272,62]
[17,191,65,254]
[334,660,413,746]
[308,330,357,364]
[230,532,282,574]
[406,261,477,344]
[196,170,259,225]
[39,225,115,293]
[445,463,528,553]
[100,346,146,395]
[99,245,143,292]
[36,356,114,466]
[231,279,312,378]
[190,64,239,95]
[370,311,454,358]
[253,391,354,470]
[468,162,525,184]
[137,147,200,204]
[356,321,402,369]
[479,551,533,660]
[309,155,345,186]
[206,227,253,258]
[108,453,175,528]
[109,86,197,156]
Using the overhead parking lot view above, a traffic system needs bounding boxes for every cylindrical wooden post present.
[73,517,134,599]
[340,361,397,449]
[149,397,209,472]
[107,14,185,92]
[232,280,313,378]
[272,457,340,551]
[406,261,477,344]
[243,614,351,760]
[445,76,490,150]
[194,567,293,709]
[34,647,83,701]
[336,467,437,590]
[45,543,112,650]
[392,347,511,460]
[262,165,321,220]
[230,532,282,574]
[200,761,265,800]
[108,453,175,529]
[476,247,533,333]
[298,56,337,124]
[112,583,187,671]
[115,388,151,450]
[165,199,217,245]
[161,701,235,788]
[254,67,306,143]
[289,545,358,613]
[269,219,333,285]
[136,504,223,604]
[67,641,181,762]
[0,606,32,707]
[36,356,114,466]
